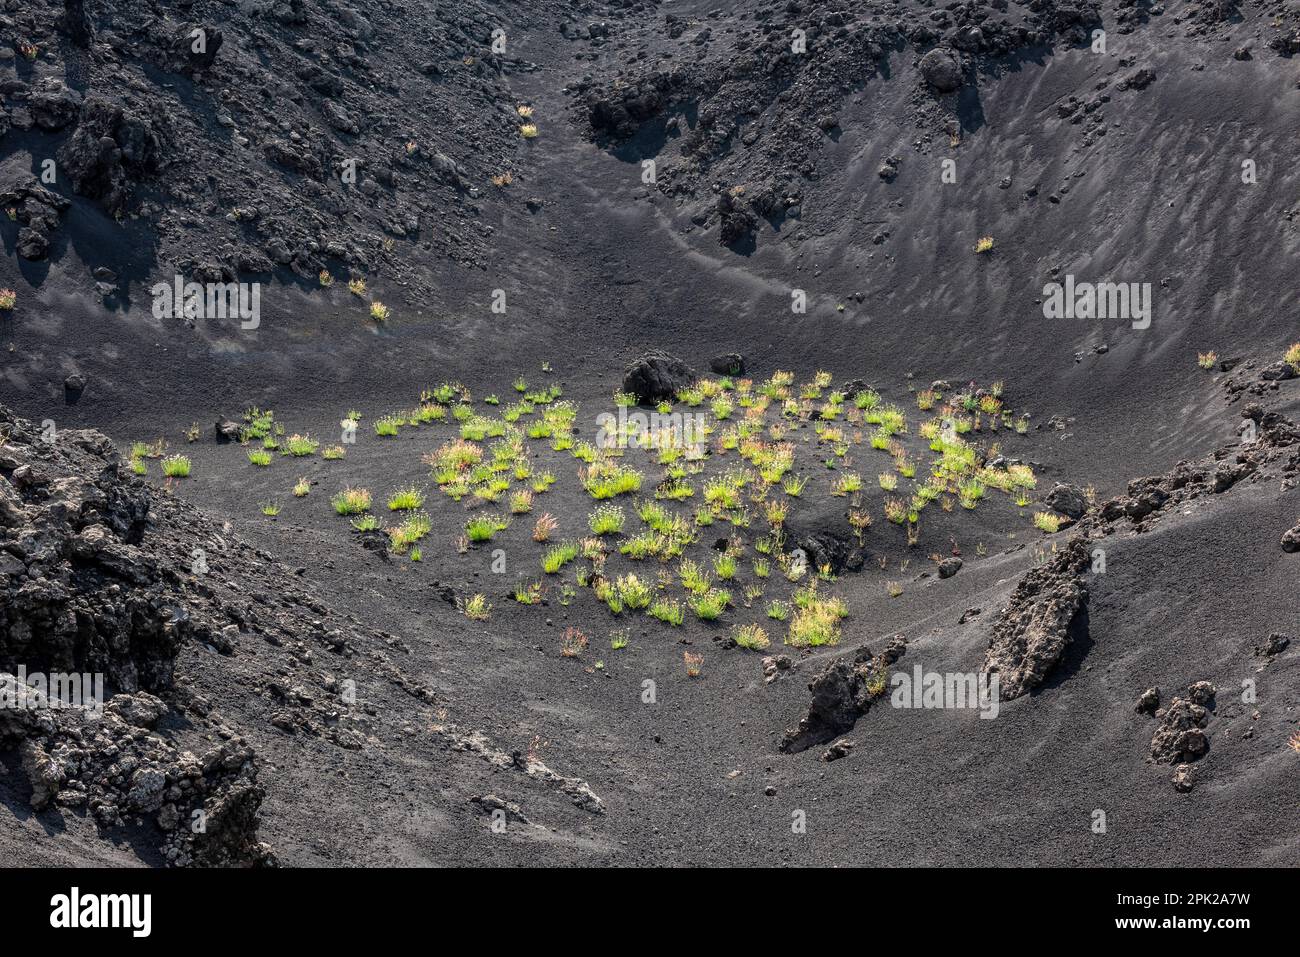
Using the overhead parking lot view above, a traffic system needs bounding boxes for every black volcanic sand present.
[2,0,1299,865]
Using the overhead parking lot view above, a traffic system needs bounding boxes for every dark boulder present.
[1282,524,1300,553]
[622,351,696,404]
[167,24,224,74]
[786,501,865,575]
[717,191,757,249]
[983,538,1090,699]
[62,0,94,47]
[1044,482,1089,519]
[1150,684,1214,764]
[1135,687,1160,715]
[1260,360,1297,382]
[780,639,905,753]
[215,419,242,443]
[919,49,962,93]
[29,78,82,131]
[709,353,745,376]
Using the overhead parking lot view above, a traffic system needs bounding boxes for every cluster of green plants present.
[208,367,1062,677]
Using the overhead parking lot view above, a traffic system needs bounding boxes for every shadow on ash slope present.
[780,398,1300,802]
[0,403,604,867]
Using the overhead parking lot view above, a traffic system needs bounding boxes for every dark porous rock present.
[919,49,962,93]
[64,373,86,396]
[429,152,465,189]
[0,181,72,262]
[1119,68,1156,90]
[821,739,855,762]
[1150,684,1215,764]
[786,502,865,575]
[58,97,164,216]
[840,379,875,399]
[585,72,675,140]
[1186,681,1216,707]
[1257,633,1292,657]
[983,538,1090,699]
[215,419,242,443]
[1259,360,1296,381]
[1281,523,1300,553]
[781,638,905,753]
[29,78,83,131]
[1044,482,1089,519]
[622,350,697,405]
[717,191,758,249]
[166,23,224,74]
[17,228,49,260]
[938,557,963,579]
[1172,763,1196,792]
[709,353,746,376]
[761,654,794,684]
[105,691,167,729]
[1135,686,1160,715]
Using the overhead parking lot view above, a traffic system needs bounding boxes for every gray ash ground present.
[2,0,1300,866]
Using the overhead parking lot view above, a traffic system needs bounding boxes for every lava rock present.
[919,49,962,93]
[709,353,746,376]
[1259,360,1296,382]
[1257,633,1292,657]
[215,419,242,443]
[1150,685,1214,764]
[821,739,855,762]
[1044,483,1089,519]
[983,539,1090,699]
[622,351,696,405]
[1135,686,1160,715]
[29,78,83,131]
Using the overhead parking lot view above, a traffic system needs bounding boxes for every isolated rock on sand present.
[0,181,71,261]
[1172,764,1196,792]
[919,49,962,93]
[938,557,962,579]
[1044,483,1088,519]
[1256,633,1291,657]
[1135,687,1161,715]
[622,350,696,404]
[1281,524,1300,552]
[780,637,906,753]
[788,520,864,575]
[983,538,1090,699]
[821,739,855,762]
[215,418,242,443]
[1150,683,1215,764]
[761,654,794,684]
[709,353,746,376]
